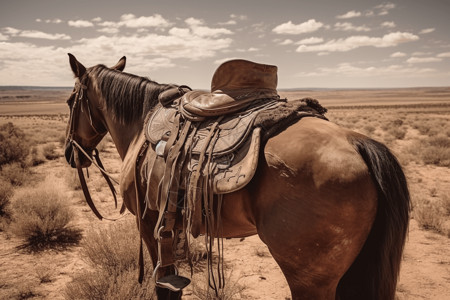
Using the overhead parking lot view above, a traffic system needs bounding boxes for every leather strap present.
[74,149,104,220]
[93,148,118,208]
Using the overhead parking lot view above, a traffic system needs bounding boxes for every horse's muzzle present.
[65,140,92,168]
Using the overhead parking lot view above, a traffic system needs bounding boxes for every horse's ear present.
[68,53,86,78]
[112,56,126,71]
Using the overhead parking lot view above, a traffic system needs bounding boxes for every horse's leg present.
[139,211,183,300]
[250,119,378,299]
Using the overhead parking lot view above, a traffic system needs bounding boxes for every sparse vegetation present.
[0,180,13,230]
[43,143,60,160]
[10,178,82,251]
[0,122,29,166]
[0,162,30,186]
[191,270,246,300]
[64,219,155,300]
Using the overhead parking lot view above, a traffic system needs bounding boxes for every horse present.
[64,54,410,300]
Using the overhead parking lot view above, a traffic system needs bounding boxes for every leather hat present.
[181,59,279,118]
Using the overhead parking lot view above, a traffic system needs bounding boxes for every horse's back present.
[248,117,378,298]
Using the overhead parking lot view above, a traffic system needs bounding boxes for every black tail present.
[337,136,411,300]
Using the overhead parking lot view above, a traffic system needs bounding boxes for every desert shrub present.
[420,135,450,167]
[0,162,29,186]
[81,220,140,274]
[43,143,60,160]
[363,125,376,135]
[386,126,407,140]
[11,179,82,251]
[191,270,246,300]
[64,219,155,300]
[30,146,45,166]
[65,268,154,300]
[413,196,449,236]
[0,181,13,230]
[0,122,29,166]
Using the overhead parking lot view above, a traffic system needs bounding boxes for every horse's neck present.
[106,119,143,160]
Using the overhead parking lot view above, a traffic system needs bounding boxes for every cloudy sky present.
[1,0,449,88]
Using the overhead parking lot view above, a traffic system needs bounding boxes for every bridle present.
[66,75,126,221]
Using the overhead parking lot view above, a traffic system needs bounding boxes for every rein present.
[67,76,126,222]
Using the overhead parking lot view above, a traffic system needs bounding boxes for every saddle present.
[141,59,327,291]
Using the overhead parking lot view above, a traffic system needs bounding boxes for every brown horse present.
[64,54,410,300]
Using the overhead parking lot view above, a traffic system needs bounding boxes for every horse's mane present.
[88,64,174,124]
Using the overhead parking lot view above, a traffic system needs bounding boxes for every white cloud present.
[97,27,120,34]
[407,57,442,63]
[296,32,419,53]
[219,20,237,25]
[272,19,323,35]
[2,26,69,40]
[334,22,371,32]
[140,57,175,69]
[381,21,396,28]
[3,27,21,35]
[190,26,232,38]
[184,17,233,37]
[437,52,450,58]
[185,17,203,27]
[295,63,435,78]
[391,52,406,58]
[376,2,396,15]
[96,14,171,30]
[120,14,170,28]
[336,10,362,19]
[297,37,324,45]
[68,20,94,28]
[419,28,435,34]
[46,19,62,24]
[230,14,247,21]
[279,39,294,45]
[18,30,71,40]
[0,33,9,41]
[92,17,102,22]
[247,47,259,52]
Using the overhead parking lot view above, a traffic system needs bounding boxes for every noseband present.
[66,76,126,221]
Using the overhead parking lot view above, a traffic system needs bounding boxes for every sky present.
[0,0,449,89]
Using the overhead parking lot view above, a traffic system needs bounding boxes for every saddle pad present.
[145,106,257,156]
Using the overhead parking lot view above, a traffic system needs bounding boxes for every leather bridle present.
[66,75,126,221]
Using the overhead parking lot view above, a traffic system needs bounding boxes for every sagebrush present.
[11,178,82,251]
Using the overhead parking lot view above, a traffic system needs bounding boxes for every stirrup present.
[156,274,191,292]
[153,262,191,292]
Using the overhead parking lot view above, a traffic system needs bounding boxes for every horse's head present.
[64,53,126,168]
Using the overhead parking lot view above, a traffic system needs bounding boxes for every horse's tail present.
[337,136,411,300]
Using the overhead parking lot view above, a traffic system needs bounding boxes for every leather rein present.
[66,76,126,221]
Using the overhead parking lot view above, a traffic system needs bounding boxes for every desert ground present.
[0,87,449,299]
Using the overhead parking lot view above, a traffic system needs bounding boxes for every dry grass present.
[10,177,82,251]
[64,219,155,300]
[0,180,13,231]
[191,270,246,300]
[0,122,29,166]
[0,162,30,186]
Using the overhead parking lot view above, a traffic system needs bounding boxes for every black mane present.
[88,65,174,124]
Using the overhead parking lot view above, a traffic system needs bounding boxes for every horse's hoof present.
[156,274,191,292]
